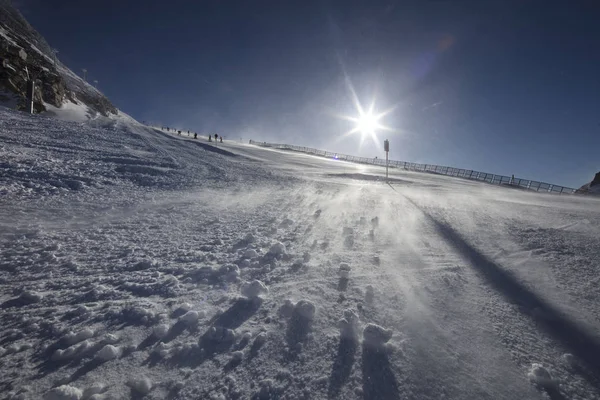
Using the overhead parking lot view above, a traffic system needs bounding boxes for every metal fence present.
[249,140,579,195]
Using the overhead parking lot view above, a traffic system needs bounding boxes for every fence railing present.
[249,140,579,195]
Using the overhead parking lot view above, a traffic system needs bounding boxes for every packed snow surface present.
[1,106,600,399]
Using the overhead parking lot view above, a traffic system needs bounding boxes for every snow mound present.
[96,344,121,361]
[127,376,153,395]
[153,342,173,358]
[82,383,106,399]
[244,249,259,259]
[252,332,267,351]
[218,264,240,282]
[363,323,393,347]
[175,303,193,313]
[43,385,82,400]
[101,333,119,345]
[18,290,43,304]
[365,285,375,304]
[240,280,269,298]
[338,263,351,279]
[64,328,94,345]
[86,395,109,400]
[528,363,557,388]
[294,300,316,321]
[339,309,360,340]
[279,300,295,318]
[268,242,286,257]
[153,323,170,339]
[52,340,94,361]
[181,310,206,325]
[205,326,236,343]
[279,218,294,228]
[230,350,244,362]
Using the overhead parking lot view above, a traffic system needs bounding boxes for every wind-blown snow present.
[43,100,93,123]
[1,105,600,399]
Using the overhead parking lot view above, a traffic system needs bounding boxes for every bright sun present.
[354,110,381,135]
[334,74,395,148]
[344,103,391,145]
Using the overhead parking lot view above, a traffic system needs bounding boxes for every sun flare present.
[341,102,394,147]
[333,72,396,148]
[351,109,384,136]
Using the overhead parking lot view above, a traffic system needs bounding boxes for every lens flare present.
[340,100,395,149]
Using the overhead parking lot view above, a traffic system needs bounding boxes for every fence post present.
[26,79,35,114]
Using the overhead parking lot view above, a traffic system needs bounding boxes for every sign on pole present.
[26,80,35,114]
[384,139,389,181]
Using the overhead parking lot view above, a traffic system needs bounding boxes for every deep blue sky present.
[17,0,600,187]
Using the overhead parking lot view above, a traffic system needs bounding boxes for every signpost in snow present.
[384,139,390,181]
[26,80,34,114]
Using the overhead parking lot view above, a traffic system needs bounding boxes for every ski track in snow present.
[1,106,600,399]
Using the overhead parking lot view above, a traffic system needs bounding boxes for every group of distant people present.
[160,126,223,143]
[208,134,223,143]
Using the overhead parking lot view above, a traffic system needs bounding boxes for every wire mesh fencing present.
[248,140,579,195]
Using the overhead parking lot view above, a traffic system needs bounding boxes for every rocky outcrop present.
[0,40,61,112]
[590,172,600,188]
[0,0,117,116]
[577,171,600,194]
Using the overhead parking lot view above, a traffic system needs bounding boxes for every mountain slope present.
[578,172,600,194]
[0,0,117,117]
[2,106,600,399]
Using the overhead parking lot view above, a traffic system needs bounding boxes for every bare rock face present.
[578,171,600,194]
[0,2,117,116]
[41,74,67,108]
[591,172,600,188]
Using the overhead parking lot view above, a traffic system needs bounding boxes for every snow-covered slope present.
[1,106,600,400]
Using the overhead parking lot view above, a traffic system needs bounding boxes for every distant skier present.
[194,133,197,139]
[220,136,223,143]
[208,135,212,142]
[214,133,218,142]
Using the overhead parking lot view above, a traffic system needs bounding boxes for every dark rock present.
[591,172,600,188]
[0,1,117,116]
